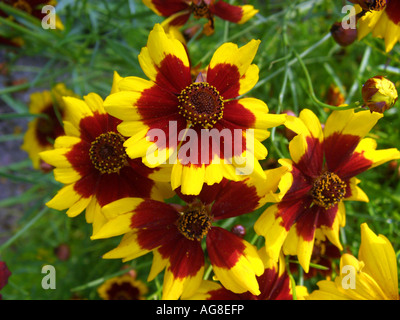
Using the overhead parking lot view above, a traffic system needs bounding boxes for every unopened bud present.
[330,22,357,47]
[231,224,246,238]
[362,76,398,113]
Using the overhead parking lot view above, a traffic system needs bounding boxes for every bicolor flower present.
[104,24,286,195]
[362,75,398,113]
[0,0,64,30]
[40,72,173,233]
[97,273,148,300]
[187,249,307,300]
[142,0,258,35]
[254,108,400,272]
[91,167,286,300]
[21,83,78,170]
[307,223,399,300]
[355,0,400,52]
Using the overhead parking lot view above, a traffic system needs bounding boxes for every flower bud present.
[330,22,357,47]
[231,224,246,238]
[362,76,398,113]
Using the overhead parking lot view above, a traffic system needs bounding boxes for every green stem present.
[0,206,49,254]
[293,50,361,111]
[285,255,297,300]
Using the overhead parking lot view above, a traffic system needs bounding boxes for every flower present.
[349,0,387,12]
[362,75,398,113]
[0,261,12,300]
[355,0,400,52]
[187,249,307,300]
[91,167,286,300]
[307,223,399,300]
[40,72,173,233]
[21,83,78,170]
[254,108,400,272]
[97,273,148,300]
[142,0,258,35]
[0,0,64,30]
[104,24,286,195]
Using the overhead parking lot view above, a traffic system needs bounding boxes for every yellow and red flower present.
[97,273,148,300]
[40,72,173,233]
[254,108,400,273]
[21,83,78,170]
[187,249,307,300]
[142,0,258,35]
[91,167,286,300]
[0,0,64,29]
[104,24,286,195]
[307,223,399,300]
[355,0,400,52]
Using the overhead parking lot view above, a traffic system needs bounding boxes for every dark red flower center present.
[178,82,224,129]
[89,132,127,174]
[310,172,347,209]
[370,0,386,11]
[13,0,32,14]
[177,204,212,241]
[106,282,141,300]
[191,1,211,19]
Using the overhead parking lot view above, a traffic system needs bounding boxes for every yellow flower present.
[307,223,399,300]
[104,23,286,196]
[39,72,173,234]
[362,75,398,113]
[21,83,78,170]
[355,1,400,52]
[97,273,148,300]
[254,108,400,273]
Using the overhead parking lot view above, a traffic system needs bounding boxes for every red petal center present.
[178,82,224,129]
[310,171,346,209]
[89,132,127,174]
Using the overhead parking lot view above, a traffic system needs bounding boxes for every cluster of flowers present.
[1,0,400,300]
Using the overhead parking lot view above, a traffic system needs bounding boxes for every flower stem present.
[293,50,360,111]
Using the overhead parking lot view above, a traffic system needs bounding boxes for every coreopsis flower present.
[307,223,399,300]
[104,24,286,195]
[21,83,78,170]
[254,108,400,273]
[142,0,258,35]
[349,0,387,12]
[187,249,307,300]
[97,273,148,300]
[0,261,11,300]
[0,0,64,30]
[40,72,173,233]
[91,167,286,300]
[362,75,398,113]
[354,0,400,52]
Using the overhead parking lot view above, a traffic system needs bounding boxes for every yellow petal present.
[209,39,260,77]
[254,204,288,263]
[358,223,399,300]
[139,24,189,82]
[102,232,150,260]
[212,241,263,295]
[180,164,206,195]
